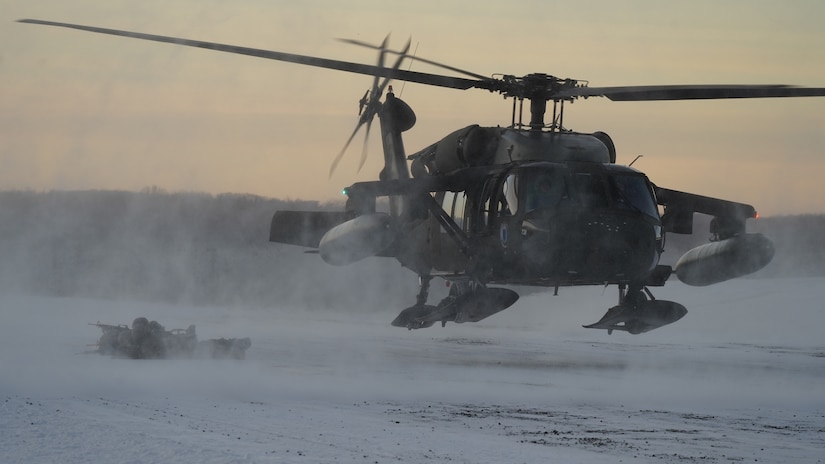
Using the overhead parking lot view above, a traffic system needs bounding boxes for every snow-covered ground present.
[2,278,824,463]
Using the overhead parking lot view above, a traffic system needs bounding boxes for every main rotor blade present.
[18,19,489,91]
[373,38,412,100]
[22,19,825,104]
[370,34,390,102]
[337,38,489,81]
[558,84,825,101]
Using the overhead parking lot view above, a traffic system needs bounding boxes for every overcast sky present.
[2,0,824,215]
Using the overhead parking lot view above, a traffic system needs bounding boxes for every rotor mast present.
[502,74,584,132]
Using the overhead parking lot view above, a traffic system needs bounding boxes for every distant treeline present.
[0,190,821,308]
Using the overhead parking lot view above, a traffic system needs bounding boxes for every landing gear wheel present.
[391,305,437,329]
[585,284,687,334]
[391,274,437,329]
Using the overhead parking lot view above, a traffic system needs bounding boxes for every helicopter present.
[19,19,825,334]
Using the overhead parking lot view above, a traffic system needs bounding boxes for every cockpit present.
[499,163,660,222]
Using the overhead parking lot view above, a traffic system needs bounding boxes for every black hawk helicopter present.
[19,19,825,334]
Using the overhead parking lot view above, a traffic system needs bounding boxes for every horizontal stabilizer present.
[269,211,354,248]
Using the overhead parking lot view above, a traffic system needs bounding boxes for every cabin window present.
[439,191,455,233]
[440,190,467,231]
[453,192,467,231]
[442,191,455,211]
[477,179,495,231]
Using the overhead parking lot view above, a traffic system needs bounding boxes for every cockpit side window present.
[502,174,518,215]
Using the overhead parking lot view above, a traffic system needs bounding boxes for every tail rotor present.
[329,36,411,177]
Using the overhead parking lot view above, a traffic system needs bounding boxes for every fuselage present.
[405,160,663,287]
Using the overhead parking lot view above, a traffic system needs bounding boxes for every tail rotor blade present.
[329,123,362,178]
[330,36,412,177]
[357,117,373,172]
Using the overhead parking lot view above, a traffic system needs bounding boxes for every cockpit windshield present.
[506,165,659,221]
[523,169,566,211]
[520,167,609,212]
[608,174,659,220]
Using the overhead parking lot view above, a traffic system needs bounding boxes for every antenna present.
[399,41,419,97]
